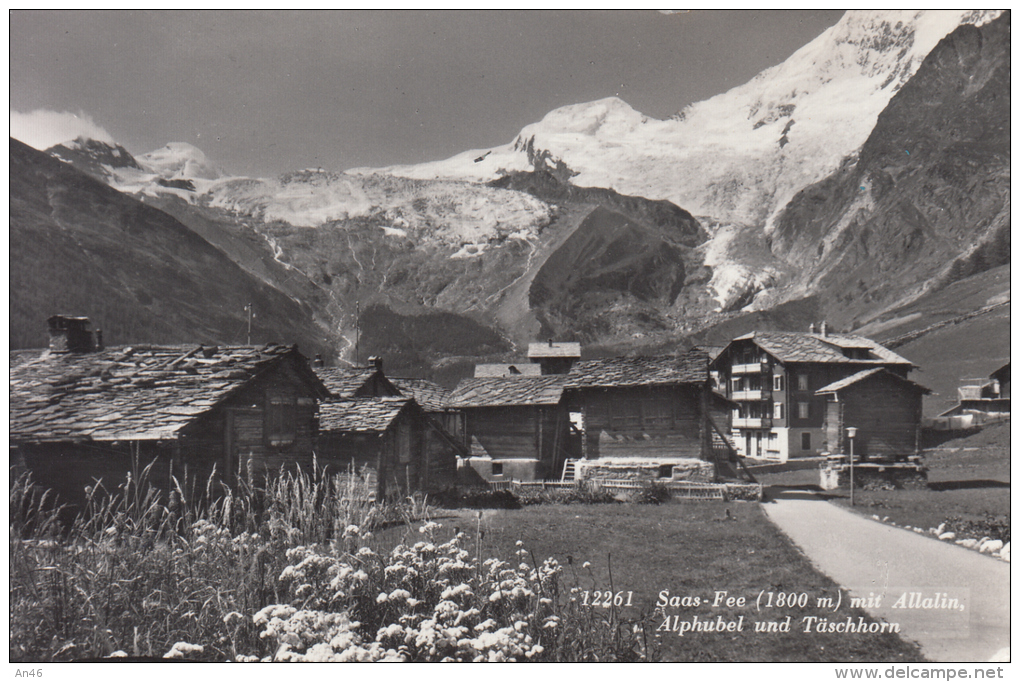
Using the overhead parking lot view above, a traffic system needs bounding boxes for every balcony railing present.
[732,417,774,429]
[732,390,763,401]
[731,363,764,374]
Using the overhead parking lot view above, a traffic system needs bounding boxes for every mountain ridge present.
[13,10,1009,381]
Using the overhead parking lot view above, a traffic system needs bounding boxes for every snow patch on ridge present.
[371,10,1001,235]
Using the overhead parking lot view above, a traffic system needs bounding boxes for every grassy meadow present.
[9,463,925,663]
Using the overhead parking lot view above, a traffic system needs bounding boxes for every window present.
[801,432,812,450]
[491,462,503,476]
[797,374,809,391]
[731,377,742,392]
[797,402,809,420]
[773,402,783,420]
[773,375,784,391]
[267,395,297,446]
[658,464,673,479]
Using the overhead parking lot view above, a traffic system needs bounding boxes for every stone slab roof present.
[390,378,452,412]
[527,342,581,359]
[565,349,709,389]
[448,376,568,408]
[474,363,542,378]
[731,332,912,365]
[815,368,931,395]
[315,366,384,398]
[318,397,412,433]
[10,344,320,443]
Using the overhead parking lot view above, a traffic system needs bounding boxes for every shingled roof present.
[815,368,931,395]
[564,349,709,389]
[473,363,542,378]
[318,397,413,432]
[390,378,452,412]
[9,344,327,443]
[730,332,912,365]
[448,376,568,408]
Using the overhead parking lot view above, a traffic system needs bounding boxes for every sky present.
[10,10,846,178]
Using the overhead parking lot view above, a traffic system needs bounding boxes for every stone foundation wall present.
[819,463,928,491]
[467,457,543,482]
[577,458,715,483]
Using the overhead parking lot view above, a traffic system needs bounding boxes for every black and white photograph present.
[8,9,1010,671]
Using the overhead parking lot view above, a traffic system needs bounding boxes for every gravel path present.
[763,493,1010,662]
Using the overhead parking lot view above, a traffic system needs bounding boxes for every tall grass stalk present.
[9,459,397,662]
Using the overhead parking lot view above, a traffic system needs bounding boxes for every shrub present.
[943,513,1010,544]
[517,482,619,506]
[636,482,671,505]
[430,488,522,510]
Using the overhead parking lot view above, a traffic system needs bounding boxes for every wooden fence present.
[487,478,761,501]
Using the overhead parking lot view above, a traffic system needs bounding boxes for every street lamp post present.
[846,427,858,506]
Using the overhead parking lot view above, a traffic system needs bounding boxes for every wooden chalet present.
[711,327,914,462]
[447,375,575,481]
[316,397,457,498]
[10,319,330,510]
[562,348,731,468]
[816,368,931,459]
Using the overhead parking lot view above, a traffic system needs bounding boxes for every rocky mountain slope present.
[768,12,1010,329]
[17,10,1008,380]
[371,10,1002,311]
[9,139,332,355]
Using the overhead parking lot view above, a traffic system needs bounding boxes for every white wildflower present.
[164,641,204,659]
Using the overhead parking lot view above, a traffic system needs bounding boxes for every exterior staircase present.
[560,458,579,482]
[706,417,757,483]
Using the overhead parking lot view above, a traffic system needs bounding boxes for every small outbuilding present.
[816,368,931,460]
[528,341,581,375]
[447,375,575,481]
[316,397,457,498]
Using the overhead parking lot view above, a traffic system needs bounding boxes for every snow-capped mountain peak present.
[373,10,1001,232]
[137,142,223,180]
[46,136,143,176]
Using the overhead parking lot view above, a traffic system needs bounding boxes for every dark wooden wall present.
[462,405,568,479]
[575,385,705,459]
[180,358,320,483]
[314,408,457,498]
[15,441,175,514]
[823,375,924,458]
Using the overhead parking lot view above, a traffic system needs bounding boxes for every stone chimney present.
[809,323,816,334]
[368,356,383,371]
[820,321,828,337]
[312,353,325,369]
[48,315,99,353]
